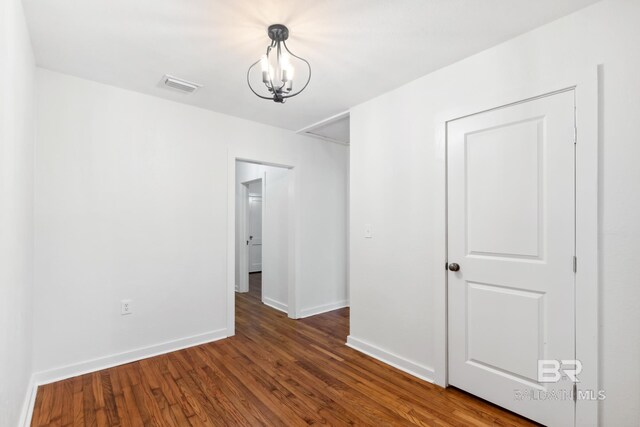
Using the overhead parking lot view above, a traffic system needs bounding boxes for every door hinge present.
[573,256,577,273]
[573,384,578,401]
[574,126,577,144]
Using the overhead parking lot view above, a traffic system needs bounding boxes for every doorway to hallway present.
[235,160,292,316]
[247,180,263,275]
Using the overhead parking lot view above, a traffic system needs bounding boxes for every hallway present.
[30,273,535,426]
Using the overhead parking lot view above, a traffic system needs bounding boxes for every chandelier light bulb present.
[260,55,269,83]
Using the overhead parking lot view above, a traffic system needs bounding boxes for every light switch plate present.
[364,224,373,238]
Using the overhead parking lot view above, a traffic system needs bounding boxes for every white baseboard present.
[262,297,288,313]
[346,335,434,383]
[299,300,349,318]
[33,328,227,386]
[18,374,37,427]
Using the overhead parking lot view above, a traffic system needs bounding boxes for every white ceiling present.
[23,0,598,131]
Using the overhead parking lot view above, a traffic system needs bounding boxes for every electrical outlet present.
[121,299,133,315]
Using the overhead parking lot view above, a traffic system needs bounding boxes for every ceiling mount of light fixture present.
[247,24,311,103]
[267,24,289,42]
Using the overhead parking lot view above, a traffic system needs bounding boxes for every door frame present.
[227,150,300,337]
[433,66,599,425]
[237,177,265,293]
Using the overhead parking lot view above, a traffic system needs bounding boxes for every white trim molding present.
[296,110,350,146]
[573,65,600,427]
[346,336,435,383]
[32,329,227,386]
[18,374,38,427]
[299,300,349,318]
[262,297,288,314]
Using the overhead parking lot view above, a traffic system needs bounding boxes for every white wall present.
[235,161,291,310]
[0,0,36,425]
[247,180,262,197]
[262,167,291,309]
[33,69,349,380]
[349,0,639,425]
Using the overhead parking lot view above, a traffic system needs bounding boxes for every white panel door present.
[447,91,576,426]
[248,196,262,272]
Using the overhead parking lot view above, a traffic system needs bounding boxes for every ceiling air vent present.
[162,75,202,93]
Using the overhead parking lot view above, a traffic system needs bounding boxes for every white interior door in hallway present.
[248,185,263,273]
[447,90,576,426]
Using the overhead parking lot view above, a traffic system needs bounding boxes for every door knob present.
[448,263,460,272]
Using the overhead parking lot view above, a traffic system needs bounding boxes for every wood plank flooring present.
[31,273,536,426]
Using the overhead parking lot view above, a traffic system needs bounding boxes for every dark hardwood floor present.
[31,272,535,426]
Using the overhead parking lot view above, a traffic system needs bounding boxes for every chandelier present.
[247,24,311,103]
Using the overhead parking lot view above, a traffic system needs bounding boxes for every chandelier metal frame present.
[247,24,311,103]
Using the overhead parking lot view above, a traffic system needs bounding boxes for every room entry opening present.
[235,160,293,316]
